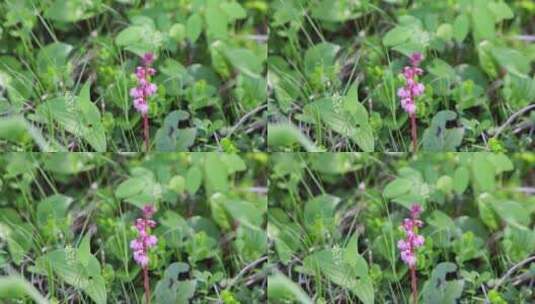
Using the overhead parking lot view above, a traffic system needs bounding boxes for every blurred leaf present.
[204,153,229,193]
[186,166,202,195]
[0,276,49,304]
[422,262,464,304]
[186,13,203,43]
[36,83,106,151]
[154,263,196,304]
[472,154,495,192]
[304,195,340,238]
[154,111,196,151]
[472,0,496,42]
[304,98,374,151]
[45,0,102,22]
[267,273,313,304]
[0,116,59,151]
[267,123,321,152]
[304,43,340,78]
[422,111,464,152]
[453,14,470,43]
[453,166,469,194]
[36,194,73,228]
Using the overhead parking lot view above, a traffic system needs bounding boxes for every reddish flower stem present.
[143,265,151,304]
[143,113,149,152]
[410,113,417,152]
[410,266,418,304]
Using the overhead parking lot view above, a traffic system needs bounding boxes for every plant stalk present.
[143,113,149,152]
[410,266,418,304]
[143,266,151,304]
[410,113,417,152]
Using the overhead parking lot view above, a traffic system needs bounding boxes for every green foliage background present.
[268,0,535,152]
[0,0,267,151]
[0,153,268,303]
[268,152,535,303]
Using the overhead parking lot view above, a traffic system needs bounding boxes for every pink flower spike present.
[410,204,422,219]
[399,203,425,268]
[133,98,148,114]
[397,87,410,99]
[130,239,143,250]
[144,83,157,96]
[143,205,156,218]
[142,52,155,66]
[410,53,423,67]
[146,235,158,247]
[130,87,143,99]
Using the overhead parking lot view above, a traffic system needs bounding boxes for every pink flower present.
[130,239,144,251]
[143,204,156,218]
[130,87,143,99]
[399,53,425,115]
[144,83,157,96]
[397,87,410,99]
[142,52,155,66]
[410,52,423,67]
[132,53,157,114]
[133,98,148,114]
[398,203,425,268]
[410,204,422,219]
[131,204,158,267]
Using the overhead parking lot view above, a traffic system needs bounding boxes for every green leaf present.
[115,172,162,208]
[224,48,264,78]
[220,2,247,21]
[486,153,514,174]
[154,263,196,304]
[267,273,313,304]
[488,1,514,22]
[154,111,196,151]
[303,195,340,238]
[383,178,412,198]
[303,247,373,304]
[168,176,185,193]
[422,263,464,304]
[36,83,106,151]
[204,153,229,193]
[267,123,321,152]
[490,200,530,227]
[205,2,228,40]
[77,234,91,268]
[422,111,464,152]
[472,154,496,192]
[35,239,106,304]
[36,42,73,76]
[45,0,101,23]
[169,23,186,43]
[436,23,453,41]
[186,13,203,43]
[36,194,73,228]
[0,116,59,151]
[304,43,340,77]
[472,0,496,42]
[453,166,469,194]
[186,166,202,195]
[383,16,429,55]
[304,98,374,151]
[115,23,162,56]
[0,276,49,304]
[491,47,531,75]
[453,14,469,43]
[310,0,367,22]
